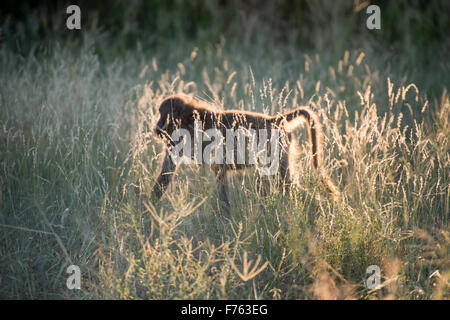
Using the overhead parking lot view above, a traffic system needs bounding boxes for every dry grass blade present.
[230,250,269,282]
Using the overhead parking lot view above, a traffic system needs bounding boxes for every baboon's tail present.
[273,107,340,198]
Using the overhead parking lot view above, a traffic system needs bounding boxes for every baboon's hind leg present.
[279,143,293,195]
[255,173,269,197]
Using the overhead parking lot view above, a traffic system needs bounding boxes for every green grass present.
[0,13,449,299]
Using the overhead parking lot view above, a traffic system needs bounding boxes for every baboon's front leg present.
[214,167,230,213]
[151,149,177,200]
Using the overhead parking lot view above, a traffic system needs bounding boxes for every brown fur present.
[152,95,339,211]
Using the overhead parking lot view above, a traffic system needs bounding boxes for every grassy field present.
[0,2,449,299]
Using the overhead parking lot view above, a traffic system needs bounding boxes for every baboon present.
[151,95,339,211]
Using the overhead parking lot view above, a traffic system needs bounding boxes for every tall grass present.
[0,10,449,299]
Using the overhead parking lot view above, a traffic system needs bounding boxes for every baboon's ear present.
[171,98,186,113]
[160,97,183,116]
[172,98,195,119]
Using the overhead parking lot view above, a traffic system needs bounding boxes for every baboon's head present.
[155,97,193,142]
